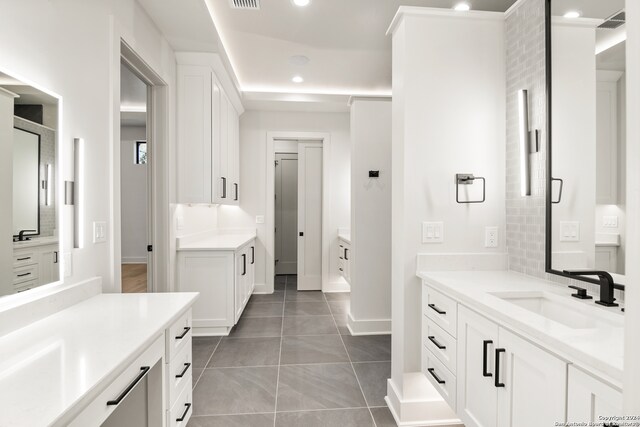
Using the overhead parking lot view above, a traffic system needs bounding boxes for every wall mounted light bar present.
[518,90,540,197]
[43,163,52,206]
[66,138,85,249]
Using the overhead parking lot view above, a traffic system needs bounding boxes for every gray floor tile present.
[324,292,351,301]
[333,313,351,335]
[192,337,221,368]
[353,362,391,407]
[275,282,286,291]
[285,291,326,302]
[192,368,204,389]
[277,363,366,411]
[208,337,281,367]
[280,335,349,365]
[188,413,275,427]
[228,317,283,338]
[284,301,331,316]
[243,302,284,317]
[341,335,391,362]
[250,291,285,303]
[328,300,350,315]
[193,367,278,416]
[282,316,338,336]
[370,407,398,427]
[275,409,374,427]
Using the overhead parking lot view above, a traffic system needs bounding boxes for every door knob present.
[299,232,304,237]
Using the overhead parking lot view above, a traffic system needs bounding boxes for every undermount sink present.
[489,291,623,330]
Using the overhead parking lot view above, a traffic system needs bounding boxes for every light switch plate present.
[560,221,580,242]
[485,226,499,248]
[603,216,618,228]
[93,221,107,244]
[256,215,265,224]
[176,216,184,230]
[422,222,444,243]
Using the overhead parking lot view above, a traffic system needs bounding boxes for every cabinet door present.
[218,89,230,204]
[177,65,212,204]
[228,100,240,205]
[567,366,622,425]
[496,328,567,427]
[248,243,255,297]
[211,79,225,204]
[39,246,59,285]
[234,249,247,323]
[457,306,499,427]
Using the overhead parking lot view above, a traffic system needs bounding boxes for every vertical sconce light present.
[65,138,84,249]
[43,164,52,206]
[518,90,539,197]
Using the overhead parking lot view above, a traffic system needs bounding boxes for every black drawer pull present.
[428,336,446,350]
[17,257,31,261]
[175,326,191,340]
[483,340,493,377]
[234,183,239,201]
[242,254,247,275]
[428,303,446,315]
[344,248,349,260]
[17,272,31,277]
[176,403,192,422]
[107,366,150,406]
[495,348,505,388]
[176,362,191,378]
[251,246,255,264]
[427,368,445,384]
[221,177,227,198]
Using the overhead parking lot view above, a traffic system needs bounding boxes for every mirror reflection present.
[0,71,60,296]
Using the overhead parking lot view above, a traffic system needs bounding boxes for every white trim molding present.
[347,313,391,336]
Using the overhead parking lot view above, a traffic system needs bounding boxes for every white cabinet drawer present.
[422,348,456,412]
[423,286,457,338]
[168,337,193,406]
[14,279,38,293]
[69,335,164,427]
[13,251,37,267]
[13,264,38,285]
[168,378,193,427]
[166,309,192,362]
[422,316,457,375]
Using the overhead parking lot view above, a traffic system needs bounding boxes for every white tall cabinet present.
[177,54,242,205]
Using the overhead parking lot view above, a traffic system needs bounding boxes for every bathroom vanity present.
[0,281,198,427]
[338,229,351,284]
[418,270,623,427]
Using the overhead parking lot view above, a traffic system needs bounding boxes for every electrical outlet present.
[560,221,580,242]
[485,226,499,248]
[603,216,618,228]
[93,221,107,244]
[422,222,444,243]
[256,215,265,224]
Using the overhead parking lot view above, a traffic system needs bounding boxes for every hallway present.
[187,275,395,426]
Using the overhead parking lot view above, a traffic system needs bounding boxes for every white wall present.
[389,8,506,419]
[0,0,177,293]
[349,98,391,334]
[120,125,147,263]
[0,90,15,296]
[216,110,351,290]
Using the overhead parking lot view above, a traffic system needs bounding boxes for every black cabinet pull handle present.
[427,368,445,384]
[483,340,493,377]
[234,183,238,201]
[221,177,227,199]
[17,273,31,277]
[54,251,58,264]
[175,326,191,340]
[176,403,192,422]
[428,336,446,350]
[428,303,446,315]
[495,348,505,387]
[107,366,150,406]
[344,248,349,260]
[251,246,255,264]
[17,257,31,261]
[176,362,191,378]
[242,254,247,275]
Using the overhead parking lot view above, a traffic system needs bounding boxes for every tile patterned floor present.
[188,275,397,427]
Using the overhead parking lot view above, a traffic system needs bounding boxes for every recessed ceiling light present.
[454,2,471,11]
[564,10,581,18]
[292,75,304,83]
[292,0,310,6]
[289,55,310,66]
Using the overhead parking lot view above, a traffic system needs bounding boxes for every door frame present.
[111,39,169,293]
[265,131,331,293]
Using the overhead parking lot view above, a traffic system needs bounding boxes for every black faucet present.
[15,229,36,242]
[563,270,622,307]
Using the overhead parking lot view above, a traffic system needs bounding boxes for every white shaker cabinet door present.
[567,365,622,426]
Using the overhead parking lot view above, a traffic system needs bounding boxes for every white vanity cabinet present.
[177,239,255,335]
[338,238,351,284]
[176,56,241,206]
[567,366,622,425]
[13,242,59,293]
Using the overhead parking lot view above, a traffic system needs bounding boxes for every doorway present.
[275,152,298,276]
[120,62,151,293]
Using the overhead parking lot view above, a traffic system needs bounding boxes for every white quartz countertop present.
[417,270,624,385]
[177,230,256,251]
[338,231,351,244]
[0,292,198,427]
[13,236,59,249]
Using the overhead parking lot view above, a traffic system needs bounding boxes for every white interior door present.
[275,153,298,275]
[297,141,323,290]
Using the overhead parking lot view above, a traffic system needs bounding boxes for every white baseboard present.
[386,375,463,427]
[324,280,350,293]
[252,283,270,294]
[121,257,147,264]
[347,313,391,335]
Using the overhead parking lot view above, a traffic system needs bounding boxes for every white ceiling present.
[551,0,625,18]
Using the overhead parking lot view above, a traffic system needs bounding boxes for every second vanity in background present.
[338,229,351,285]
[176,230,256,336]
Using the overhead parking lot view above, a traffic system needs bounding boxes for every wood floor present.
[122,264,147,293]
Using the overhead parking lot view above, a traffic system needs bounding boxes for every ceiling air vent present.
[598,11,625,29]
[230,0,260,10]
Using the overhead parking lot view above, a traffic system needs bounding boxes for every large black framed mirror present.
[546,0,627,290]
